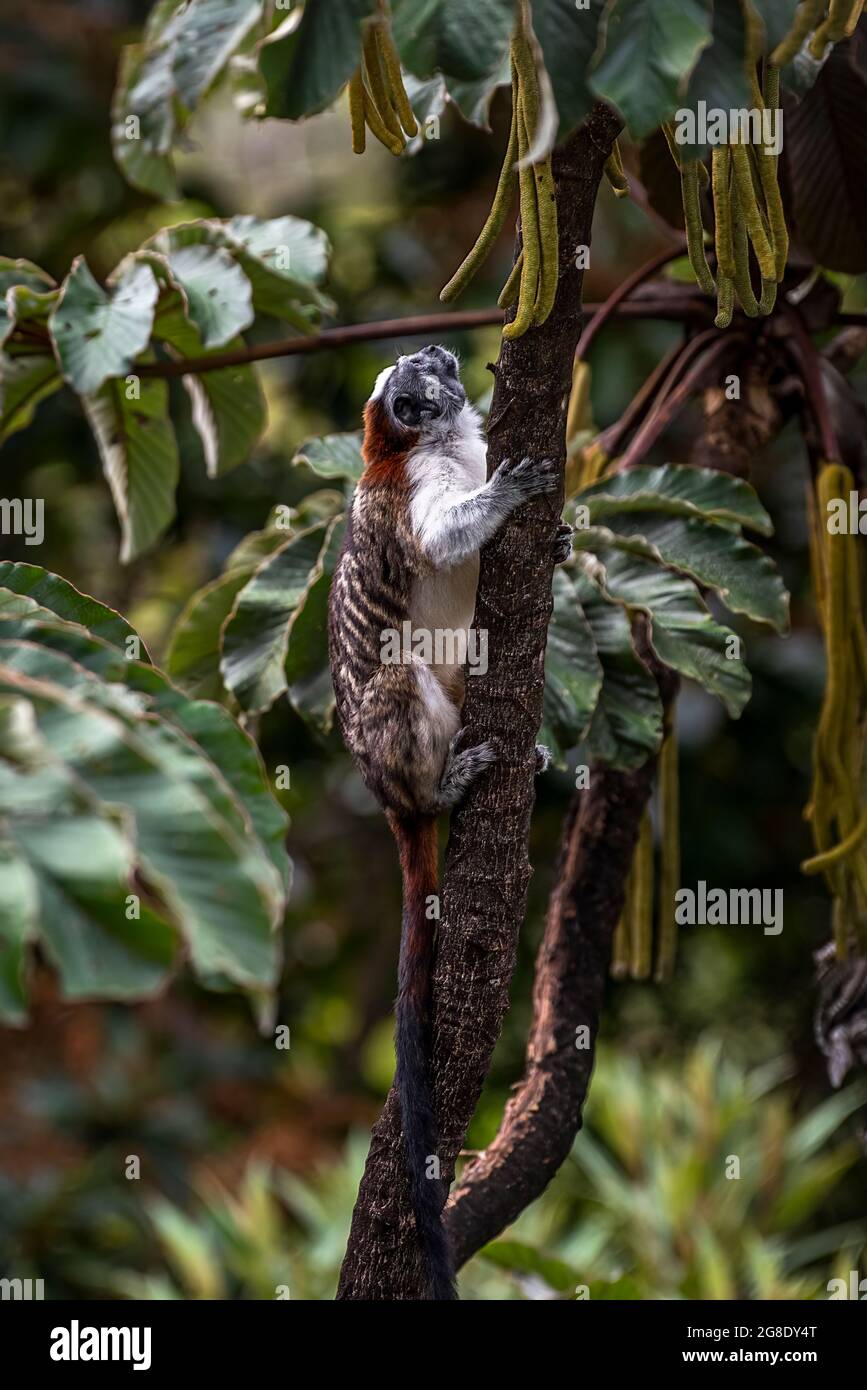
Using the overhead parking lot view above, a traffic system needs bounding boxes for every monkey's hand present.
[553,523,573,565]
[493,455,558,503]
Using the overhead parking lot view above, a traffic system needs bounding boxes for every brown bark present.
[336,103,623,1300]
[442,359,782,1272]
[445,755,659,1267]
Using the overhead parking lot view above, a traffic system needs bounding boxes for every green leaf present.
[0,640,285,991]
[284,518,345,733]
[293,431,364,482]
[590,0,713,138]
[82,371,180,563]
[575,463,774,534]
[572,569,664,770]
[582,548,751,717]
[167,568,259,700]
[173,0,264,108]
[541,568,604,765]
[784,1080,867,1164]
[152,301,266,475]
[147,216,332,326]
[153,243,254,349]
[1,617,290,894]
[0,563,145,654]
[530,0,606,139]
[479,1239,581,1295]
[221,521,332,715]
[0,256,56,348]
[50,257,159,396]
[574,514,790,632]
[678,1,753,162]
[392,0,514,84]
[259,0,377,120]
[0,818,40,1024]
[0,354,62,442]
[111,0,188,199]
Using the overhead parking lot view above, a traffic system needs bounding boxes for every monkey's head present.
[369,345,467,439]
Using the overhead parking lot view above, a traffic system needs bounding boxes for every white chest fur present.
[406,405,487,683]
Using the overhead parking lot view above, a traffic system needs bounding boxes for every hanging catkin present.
[440,3,558,339]
[802,461,867,953]
[347,6,417,156]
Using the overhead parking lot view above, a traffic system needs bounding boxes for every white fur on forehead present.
[370,364,395,401]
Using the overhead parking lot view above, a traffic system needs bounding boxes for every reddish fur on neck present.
[361,398,416,486]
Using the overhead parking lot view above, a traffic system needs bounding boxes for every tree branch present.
[336,103,623,1301]
[134,295,712,379]
[440,350,786,1273]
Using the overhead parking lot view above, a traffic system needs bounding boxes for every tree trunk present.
[337,103,622,1300]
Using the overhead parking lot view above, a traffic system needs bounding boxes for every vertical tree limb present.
[440,361,782,1273]
[337,103,623,1300]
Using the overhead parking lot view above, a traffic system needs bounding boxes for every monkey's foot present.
[438,739,498,809]
[535,743,552,774]
[553,523,573,565]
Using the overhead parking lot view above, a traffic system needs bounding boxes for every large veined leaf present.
[678,0,752,161]
[530,0,606,140]
[573,568,665,770]
[49,257,159,396]
[166,522,287,700]
[0,616,289,892]
[0,354,62,442]
[573,514,790,632]
[590,0,713,138]
[150,243,254,349]
[152,300,266,476]
[0,563,145,654]
[82,370,180,563]
[111,0,268,197]
[540,568,604,765]
[147,217,333,327]
[783,27,867,274]
[221,521,333,714]
[259,0,378,120]
[574,464,774,533]
[172,0,264,108]
[392,0,514,84]
[580,547,751,717]
[111,0,188,199]
[0,597,290,1015]
[294,431,364,482]
[284,518,346,733]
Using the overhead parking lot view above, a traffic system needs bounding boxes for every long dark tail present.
[388,813,457,1301]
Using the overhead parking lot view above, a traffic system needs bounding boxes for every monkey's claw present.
[553,523,573,564]
[535,743,552,774]
[496,455,558,500]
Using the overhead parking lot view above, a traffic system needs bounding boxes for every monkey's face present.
[372,345,467,437]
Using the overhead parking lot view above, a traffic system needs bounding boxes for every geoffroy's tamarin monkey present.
[328,345,570,1298]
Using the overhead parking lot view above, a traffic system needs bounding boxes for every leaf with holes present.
[50,257,159,396]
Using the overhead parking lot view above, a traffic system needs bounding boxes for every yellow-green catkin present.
[629,811,655,980]
[655,729,680,983]
[440,107,518,302]
[770,0,825,65]
[681,160,716,295]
